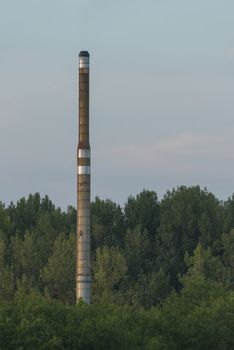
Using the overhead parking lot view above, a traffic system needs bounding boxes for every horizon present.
[1,184,233,211]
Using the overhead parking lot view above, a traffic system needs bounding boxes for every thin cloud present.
[95,130,234,175]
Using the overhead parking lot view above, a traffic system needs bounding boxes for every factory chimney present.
[76,51,91,303]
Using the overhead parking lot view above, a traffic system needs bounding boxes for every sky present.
[0,0,234,209]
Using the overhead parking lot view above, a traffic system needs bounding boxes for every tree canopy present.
[0,187,234,349]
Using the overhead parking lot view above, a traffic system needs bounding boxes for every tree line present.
[0,186,234,349]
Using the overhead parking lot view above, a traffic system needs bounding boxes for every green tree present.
[0,240,14,301]
[7,193,41,235]
[156,186,222,287]
[11,232,42,291]
[184,243,227,284]
[221,229,234,288]
[41,232,76,303]
[124,190,159,236]
[0,292,139,350]
[91,197,125,249]
[93,246,127,302]
[8,291,67,350]
[129,269,170,308]
[70,302,138,350]
[160,275,234,350]
[0,202,12,241]
[124,225,151,280]
[223,194,234,233]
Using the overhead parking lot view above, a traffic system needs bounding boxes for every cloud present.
[94,130,234,176]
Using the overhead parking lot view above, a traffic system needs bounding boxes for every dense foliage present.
[0,186,234,349]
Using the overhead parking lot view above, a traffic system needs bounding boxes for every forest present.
[0,186,234,349]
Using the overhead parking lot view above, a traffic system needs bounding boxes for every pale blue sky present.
[0,0,234,208]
